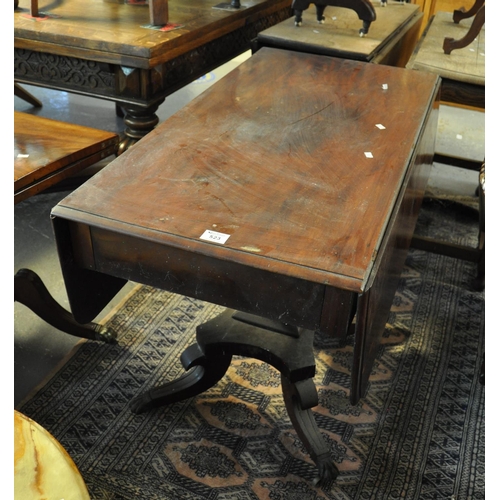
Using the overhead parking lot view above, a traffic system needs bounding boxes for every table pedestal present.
[130,308,339,482]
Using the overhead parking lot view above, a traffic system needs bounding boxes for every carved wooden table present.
[254,1,422,67]
[14,0,292,154]
[51,47,440,482]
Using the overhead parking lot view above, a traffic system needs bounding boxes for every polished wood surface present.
[54,48,438,292]
[256,1,422,66]
[15,0,293,150]
[51,47,439,402]
[14,0,291,69]
[14,410,90,499]
[14,111,119,341]
[14,111,118,203]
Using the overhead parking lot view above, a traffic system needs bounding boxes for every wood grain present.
[15,0,292,68]
[54,48,440,293]
[14,112,118,203]
[50,48,439,402]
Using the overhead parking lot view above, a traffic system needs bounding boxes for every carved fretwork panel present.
[15,49,116,97]
[159,6,293,94]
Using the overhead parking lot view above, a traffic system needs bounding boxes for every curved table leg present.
[129,343,233,413]
[130,308,337,483]
[14,268,117,343]
[453,0,484,23]
[282,375,339,483]
[443,4,484,54]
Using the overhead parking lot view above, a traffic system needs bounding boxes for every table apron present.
[54,216,359,333]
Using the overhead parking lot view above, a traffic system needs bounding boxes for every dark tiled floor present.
[14,53,485,407]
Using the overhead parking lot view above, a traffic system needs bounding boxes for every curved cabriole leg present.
[129,343,232,413]
[130,308,338,481]
[453,0,484,23]
[443,4,484,54]
[282,375,339,484]
[14,268,117,343]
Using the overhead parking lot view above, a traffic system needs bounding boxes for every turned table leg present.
[117,101,164,155]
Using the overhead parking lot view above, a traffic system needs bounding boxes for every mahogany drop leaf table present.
[51,47,440,482]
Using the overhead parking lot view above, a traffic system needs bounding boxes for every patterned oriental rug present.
[16,197,485,499]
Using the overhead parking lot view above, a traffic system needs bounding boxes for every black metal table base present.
[130,308,339,483]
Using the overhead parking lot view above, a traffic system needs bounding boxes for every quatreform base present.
[130,308,339,483]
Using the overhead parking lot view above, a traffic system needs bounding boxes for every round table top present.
[14,410,90,500]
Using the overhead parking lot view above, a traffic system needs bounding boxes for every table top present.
[14,111,118,202]
[14,0,291,68]
[406,11,485,85]
[53,47,439,293]
[257,1,420,62]
[14,410,90,499]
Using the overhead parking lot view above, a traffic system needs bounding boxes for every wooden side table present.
[51,47,440,481]
[253,1,423,66]
[14,410,90,499]
[15,112,119,343]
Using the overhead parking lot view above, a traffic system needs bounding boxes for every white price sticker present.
[200,230,231,244]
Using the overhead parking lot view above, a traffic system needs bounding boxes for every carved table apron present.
[14,0,292,153]
[51,47,440,481]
